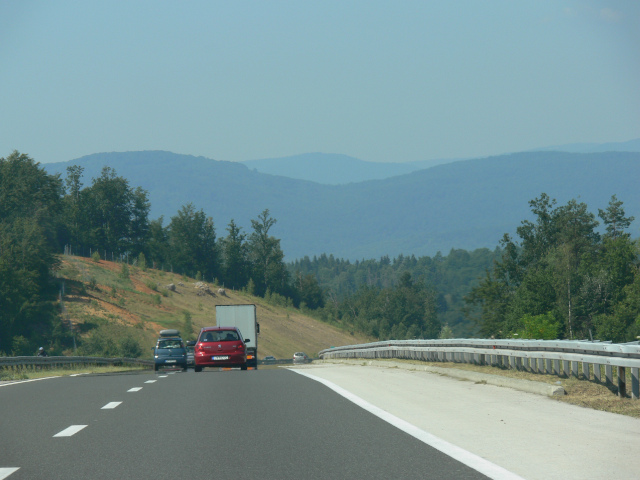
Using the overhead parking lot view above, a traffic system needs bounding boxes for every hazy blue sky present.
[1,1,638,164]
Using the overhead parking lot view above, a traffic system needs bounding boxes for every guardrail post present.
[632,368,639,400]
[526,357,532,373]
[553,359,560,376]
[605,365,613,387]
[562,360,570,378]
[582,362,590,380]
[594,364,602,383]
[618,367,627,397]
[571,362,579,378]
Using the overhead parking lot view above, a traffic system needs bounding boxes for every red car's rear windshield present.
[199,330,240,342]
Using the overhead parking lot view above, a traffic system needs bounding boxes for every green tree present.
[137,252,147,271]
[295,272,325,310]
[387,272,440,339]
[547,200,600,338]
[465,236,519,338]
[83,166,133,253]
[221,219,250,289]
[147,216,168,269]
[466,194,607,340]
[514,313,560,340]
[128,187,151,257]
[595,263,640,342]
[438,323,454,339]
[73,166,150,257]
[0,151,64,354]
[62,165,84,248]
[167,203,219,279]
[248,209,289,297]
[118,336,142,358]
[599,195,634,240]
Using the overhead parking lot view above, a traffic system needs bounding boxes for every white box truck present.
[215,304,260,368]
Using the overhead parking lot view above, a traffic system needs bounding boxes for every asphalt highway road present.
[0,367,498,480]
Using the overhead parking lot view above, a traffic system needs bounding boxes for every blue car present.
[153,330,187,371]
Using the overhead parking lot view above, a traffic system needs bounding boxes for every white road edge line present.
[53,425,87,437]
[127,387,142,392]
[101,402,122,409]
[0,376,60,388]
[0,468,19,479]
[291,369,526,480]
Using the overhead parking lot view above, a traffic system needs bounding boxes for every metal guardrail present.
[0,356,153,368]
[319,339,640,399]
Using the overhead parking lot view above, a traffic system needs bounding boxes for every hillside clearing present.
[57,256,372,359]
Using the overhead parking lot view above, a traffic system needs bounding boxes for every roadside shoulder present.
[314,358,566,397]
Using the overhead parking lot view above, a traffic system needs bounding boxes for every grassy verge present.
[0,365,148,382]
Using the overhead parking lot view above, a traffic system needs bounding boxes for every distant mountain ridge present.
[531,138,640,154]
[43,149,640,261]
[241,153,459,185]
[239,138,640,185]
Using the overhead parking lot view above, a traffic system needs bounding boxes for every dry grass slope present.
[57,256,372,360]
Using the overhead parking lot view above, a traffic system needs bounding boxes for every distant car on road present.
[153,329,188,372]
[263,355,276,364]
[293,352,310,364]
[194,326,248,372]
[186,340,196,367]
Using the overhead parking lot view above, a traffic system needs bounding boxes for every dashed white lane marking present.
[101,402,122,409]
[158,375,168,378]
[127,387,142,392]
[53,425,87,437]
[292,370,526,480]
[0,468,19,479]
[144,380,157,383]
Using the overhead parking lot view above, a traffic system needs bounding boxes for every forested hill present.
[44,150,640,260]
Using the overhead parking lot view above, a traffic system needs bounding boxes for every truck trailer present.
[215,304,260,368]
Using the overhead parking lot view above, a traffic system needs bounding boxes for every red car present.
[194,326,248,372]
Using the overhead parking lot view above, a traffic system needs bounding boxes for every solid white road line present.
[101,402,122,409]
[292,369,526,480]
[0,468,19,479]
[144,380,157,383]
[127,387,142,392]
[0,377,59,388]
[53,425,87,437]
